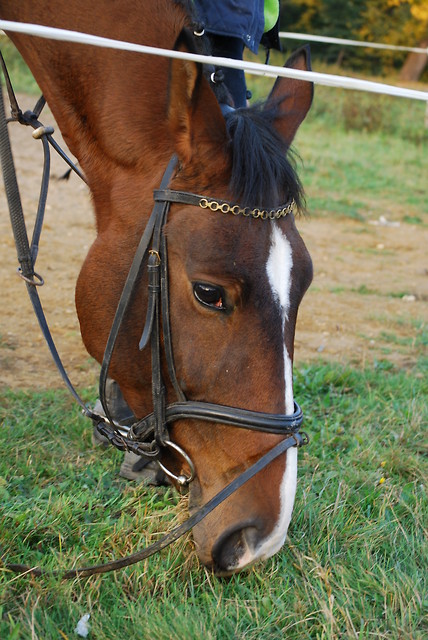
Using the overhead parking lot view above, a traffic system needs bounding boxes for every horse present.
[0,0,313,574]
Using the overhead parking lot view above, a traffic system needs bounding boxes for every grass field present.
[1,41,427,639]
[1,360,426,639]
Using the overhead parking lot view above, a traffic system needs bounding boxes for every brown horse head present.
[2,0,313,573]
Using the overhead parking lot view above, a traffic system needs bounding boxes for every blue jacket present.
[194,0,265,54]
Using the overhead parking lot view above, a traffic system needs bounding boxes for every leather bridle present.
[94,155,307,486]
[0,63,308,578]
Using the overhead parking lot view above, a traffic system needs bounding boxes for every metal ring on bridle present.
[157,440,195,486]
[17,268,44,286]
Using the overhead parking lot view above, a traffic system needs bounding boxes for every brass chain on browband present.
[199,196,295,220]
[153,188,295,221]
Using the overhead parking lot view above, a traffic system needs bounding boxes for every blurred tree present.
[396,0,428,80]
[280,0,428,78]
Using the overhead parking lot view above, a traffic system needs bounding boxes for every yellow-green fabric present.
[264,0,279,32]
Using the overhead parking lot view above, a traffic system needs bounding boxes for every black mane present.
[224,104,305,211]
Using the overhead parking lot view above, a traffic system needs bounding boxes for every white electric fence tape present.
[0,20,427,101]
[279,31,428,55]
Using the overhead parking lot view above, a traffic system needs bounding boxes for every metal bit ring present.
[158,440,195,486]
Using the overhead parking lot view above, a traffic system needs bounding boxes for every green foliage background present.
[280,0,428,78]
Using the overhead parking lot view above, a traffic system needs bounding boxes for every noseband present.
[95,156,306,485]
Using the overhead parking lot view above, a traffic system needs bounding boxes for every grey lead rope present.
[0,75,95,416]
[0,77,34,279]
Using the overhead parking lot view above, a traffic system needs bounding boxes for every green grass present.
[247,52,428,224]
[1,359,426,639]
[363,318,427,368]
[0,37,40,95]
[248,52,428,146]
[294,123,428,221]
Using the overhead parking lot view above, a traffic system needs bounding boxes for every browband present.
[154,189,295,220]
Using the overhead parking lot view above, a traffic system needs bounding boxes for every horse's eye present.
[193,282,226,310]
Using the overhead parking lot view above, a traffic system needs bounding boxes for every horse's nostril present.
[212,525,259,574]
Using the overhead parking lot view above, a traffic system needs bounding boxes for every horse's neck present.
[3,0,188,226]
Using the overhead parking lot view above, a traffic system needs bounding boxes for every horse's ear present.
[167,32,227,164]
[266,45,314,146]
[167,55,200,163]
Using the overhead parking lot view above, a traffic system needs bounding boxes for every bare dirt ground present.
[1,98,427,390]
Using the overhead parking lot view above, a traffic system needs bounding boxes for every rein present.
[0,60,308,579]
[5,433,304,578]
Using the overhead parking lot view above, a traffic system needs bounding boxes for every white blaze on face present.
[266,224,294,413]
[236,223,298,568]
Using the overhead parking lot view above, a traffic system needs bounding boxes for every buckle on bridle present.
[294,431,310,447]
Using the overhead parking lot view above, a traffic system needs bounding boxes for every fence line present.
[1,20,428,102]
[279,32,428,55]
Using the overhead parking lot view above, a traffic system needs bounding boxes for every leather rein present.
[0,62,308,579]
